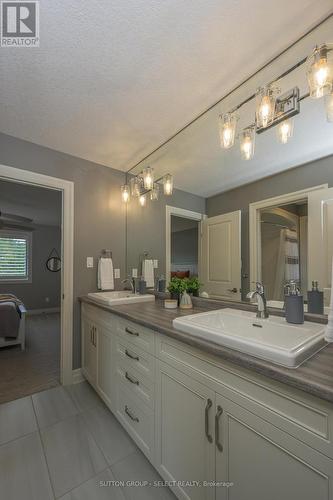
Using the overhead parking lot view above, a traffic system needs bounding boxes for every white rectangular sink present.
[173,308,326,368]
[87,291,155,306]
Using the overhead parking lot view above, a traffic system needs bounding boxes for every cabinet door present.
[155,361,215,500]
[96,326,113,408]
[81,315,97,387]
[215,393,333,500]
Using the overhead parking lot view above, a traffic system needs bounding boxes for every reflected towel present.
[325,258,333,342]
[142,259,154,288]
[98,257,114,290]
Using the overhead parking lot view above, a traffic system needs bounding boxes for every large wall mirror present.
[125,16,333,316]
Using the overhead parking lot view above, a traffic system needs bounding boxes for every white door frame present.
[0,164,74,385]
[249,184,327,287]
[166,205,205,284]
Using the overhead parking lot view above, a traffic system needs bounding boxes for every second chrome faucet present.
[247,282,269,319]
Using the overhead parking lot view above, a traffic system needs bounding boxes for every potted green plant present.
[187,277,202,297]
[167,277,188,304]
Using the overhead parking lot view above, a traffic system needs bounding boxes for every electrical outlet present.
[114,268,120,279]
[86,257,94,268]
[132,268,138,278]
[153,259,158,268]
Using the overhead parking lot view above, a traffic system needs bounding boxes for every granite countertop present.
[80,296,333,404]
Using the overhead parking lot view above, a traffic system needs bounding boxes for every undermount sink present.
[173,308,326,368]
[87,291,155,306]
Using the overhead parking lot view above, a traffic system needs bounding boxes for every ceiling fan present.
[0,210,35,231]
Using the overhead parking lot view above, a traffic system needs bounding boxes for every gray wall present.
[206,154,333,297]
[126,189,205,278]
[171,228,198,270]
[0,224,62,310]
[0,132,126,369]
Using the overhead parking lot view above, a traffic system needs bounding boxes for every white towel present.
[142,259,154,288]
[98,257,114,291]
[325,257,333,342]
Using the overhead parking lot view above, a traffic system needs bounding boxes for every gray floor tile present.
[32,386,78,429]
[60,468,125,500]
[0,396,37,445]
[66,381,105,412]
[41,413,107,498]
[82,405,137,465]
[111,451,176,500]
[0,432,53,500]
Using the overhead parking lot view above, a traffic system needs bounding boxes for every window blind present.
[0,236,28,278]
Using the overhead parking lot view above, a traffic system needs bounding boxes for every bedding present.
[0,295,23,338]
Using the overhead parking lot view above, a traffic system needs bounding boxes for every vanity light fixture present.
[150,183,160,201]
[121,184,130,203]
[240,126,255,160]
[130,177,141,197]
[143,166,154,190]
[325,92,333,122]
[139,194,147,207]
[163,174,173,196]
[276,118,294,144]
[307,43,333,99]
[256,85,279,129]
[218,112,238,149]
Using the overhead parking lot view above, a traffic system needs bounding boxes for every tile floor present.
[0,381,176,500]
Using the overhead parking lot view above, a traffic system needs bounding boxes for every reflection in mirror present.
[171,216,199,280]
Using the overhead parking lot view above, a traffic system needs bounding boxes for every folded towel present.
[98,257,114,290]
[142,259,154,288]
[325,257,333,342]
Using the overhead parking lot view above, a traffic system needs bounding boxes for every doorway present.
[0,164,74,401]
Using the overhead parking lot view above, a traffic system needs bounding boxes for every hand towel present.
[325,257,333,342]
[142,259,154,288]
[98,257,114,290]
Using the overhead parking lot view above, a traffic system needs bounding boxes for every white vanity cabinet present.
[81,303,333,500]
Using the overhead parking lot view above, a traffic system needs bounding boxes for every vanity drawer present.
[115,339,155,381]
[116,317,155,354]
[116,381,154,460]
[116,359,154,408]
[157,333,333,460]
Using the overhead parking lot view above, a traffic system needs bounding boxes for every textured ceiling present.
[0,0,332,180]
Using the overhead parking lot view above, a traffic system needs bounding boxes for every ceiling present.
[0,0,332,189]
[0,180,62,227]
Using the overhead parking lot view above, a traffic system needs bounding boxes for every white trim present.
[165,205,205,284]
[0,164,74,385]
[26,307,61,316]
[249,184,327,287]
[72,368,84,384]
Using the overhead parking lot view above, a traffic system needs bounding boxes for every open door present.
[308,187,333,289]
[200,210,241,300]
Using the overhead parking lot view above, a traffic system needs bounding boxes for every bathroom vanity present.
[81,297,333,500]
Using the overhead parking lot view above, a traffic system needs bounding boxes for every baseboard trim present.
[72,368,84,384]
[27,307,61,316]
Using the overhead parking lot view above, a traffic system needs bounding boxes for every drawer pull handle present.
[125,371,139,385]
[125,405,139,422]
[125,327,139,337]
[205,399,213,443]
[125,349,139,361]
[215,405,223,452]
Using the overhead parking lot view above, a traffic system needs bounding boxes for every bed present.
[0,295,26,351]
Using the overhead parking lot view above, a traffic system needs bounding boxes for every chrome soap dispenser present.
[284,281,304,324]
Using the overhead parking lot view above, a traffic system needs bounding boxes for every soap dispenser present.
[307,281,324,315]
[284,281,304,324]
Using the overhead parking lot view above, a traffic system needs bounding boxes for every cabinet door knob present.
[125,349,139,361]
[125,327,139,337]
[125,405,139,422]
[215,405,223,452]
[205,399,213,443]
[125,371,139,385]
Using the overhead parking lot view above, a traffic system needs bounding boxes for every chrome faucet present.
[121,277,136,294]
[247,282,269,319]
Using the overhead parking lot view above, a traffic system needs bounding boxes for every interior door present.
[201,211,241,300]
[308,187,333,290]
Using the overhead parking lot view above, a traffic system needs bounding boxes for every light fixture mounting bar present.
[256,87,300,134]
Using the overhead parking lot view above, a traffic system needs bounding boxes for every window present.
[0,230,32,283]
